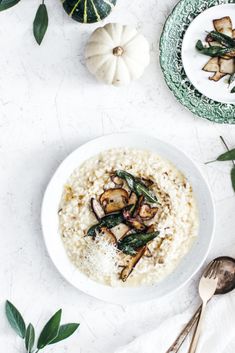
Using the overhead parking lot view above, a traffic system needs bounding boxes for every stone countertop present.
[1,0,235,352]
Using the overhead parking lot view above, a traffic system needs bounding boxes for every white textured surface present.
[0,0,235,352]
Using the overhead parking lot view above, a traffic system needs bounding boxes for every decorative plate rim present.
[159,0,235,124]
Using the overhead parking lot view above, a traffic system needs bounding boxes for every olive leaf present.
[231,166,235,192]
[25,324,35,353]
[37,309,62,349]
[0,0,20,11]
[49,323,80,344]
[5,301,26,339]
[33,3,48,45]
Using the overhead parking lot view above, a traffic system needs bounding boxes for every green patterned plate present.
[160,0,235,124]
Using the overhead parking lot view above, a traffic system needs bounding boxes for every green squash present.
[63,0,117,24]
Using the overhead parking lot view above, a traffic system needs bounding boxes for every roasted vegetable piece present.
[111,175,124,187]
[213,16,232,37]
[118,231,160,255]
[91,198,105,220]
[99,227,117,245]
[203,57,219,72]
[219,58,235,74]
[122,206,146,231]
[100,188,129,213]
[209,71,226,81]
[139,204,158,220]
[128,191,138,206]
[87,205,133,237]
[111,223,130,240]
[120,246,146,282]
[116,170,158,204]
[133,195,144,217]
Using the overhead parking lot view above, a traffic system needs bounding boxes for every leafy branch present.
[205,136,235,192]
[0,0,48,45]
[5,300,79,353]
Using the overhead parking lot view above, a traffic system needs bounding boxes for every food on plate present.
[63,0,117,23]
[85,23,150,86]
[195,16,235,92]
[58,148,198,287]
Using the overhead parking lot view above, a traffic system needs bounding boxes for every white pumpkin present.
[85,23,150,86]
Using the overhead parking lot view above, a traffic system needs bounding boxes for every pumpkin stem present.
[113,46,124,56]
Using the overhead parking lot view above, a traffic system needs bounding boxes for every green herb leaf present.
[0,0,20,11]
[49,323,80,344]
[116,170,158,204]
[230,86,235,93]
[195,39,235,57]
[118,231,160,255]
[135,183,158,203]
[231,166,235,192]
[33,3,48,45]
[25,324,35,353]
[5,300,26,338]
[209,31,235,47]
[217,149,235,161]
[196,40,204,50]
[37,309,62,349]
[116,170,135,190]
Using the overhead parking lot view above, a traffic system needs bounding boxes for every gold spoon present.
[166,256,235,353]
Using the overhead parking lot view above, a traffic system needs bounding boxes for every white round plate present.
[182,4,235,104]
[41,133,215,304]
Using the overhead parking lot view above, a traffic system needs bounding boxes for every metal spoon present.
[166,256,235,353]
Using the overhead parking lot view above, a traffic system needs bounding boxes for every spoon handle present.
[166,305,202,353]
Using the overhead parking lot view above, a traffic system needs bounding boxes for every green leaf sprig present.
[0,0,48,45]
[206,136,235,192]
[33,1,48,45]
[0,0,21,11]
[5,300,79,353]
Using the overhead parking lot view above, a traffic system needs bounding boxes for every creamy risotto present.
[58,148,198,287]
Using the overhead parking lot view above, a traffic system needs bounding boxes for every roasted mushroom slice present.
[209,71,226,81]
[111,223,130,240]
[133,195,144,217]
[122,205,146,231]
[139,204,158,220]
[111,175,124,187]
[128,191,138,206]
[91,197,105,220]
[120,246,146,282]
[99,227,117,245]
[219,58,235,74]
[213,16,233,37]
[100,188,129,213]
[203,57,220,72]
[127,217,146,231]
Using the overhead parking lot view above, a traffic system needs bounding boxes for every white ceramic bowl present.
[41,133,215,304]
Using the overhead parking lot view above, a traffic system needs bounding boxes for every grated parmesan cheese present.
[81,236,119,277]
